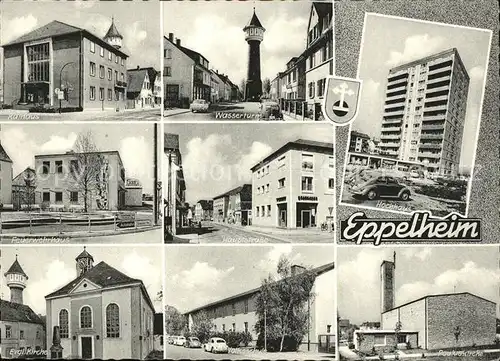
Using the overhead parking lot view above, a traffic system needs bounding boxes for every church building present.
[44,248,156,359]
[0,256,46,358]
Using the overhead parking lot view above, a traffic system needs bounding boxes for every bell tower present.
[76,247,94,277]
[243,8,265,102]
[4,255,28,304]
[104,17,123,50]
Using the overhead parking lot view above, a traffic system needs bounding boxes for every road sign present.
[57,91,65,100]
[54,88,60,95]
[328,207,334,215]
[323,76,362,125]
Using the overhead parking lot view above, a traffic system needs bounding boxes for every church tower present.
[243,8,265,102]
[103,17,123,50]
[4,256,28,304]
[76,247,94,276]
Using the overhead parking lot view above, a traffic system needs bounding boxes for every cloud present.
[39,133,78,153]
[233,141,273,181]
[124,22,148,53]
[401,248,432,261]
[386,34,446,67]
[353,78,383,137]
[83,14,111,39]
[257,245,302,275]
[469,66,485,80]
[26,260,77,314]
[172,262,235,291]
[2,14,38,44]
[121,252,162,311]
[397,261,499,306]
[120,136,152,192]
[73,1,96,10]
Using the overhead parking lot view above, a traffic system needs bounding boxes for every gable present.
[69,278,102,294]
[307,5,319,33]
[163,37,195,66]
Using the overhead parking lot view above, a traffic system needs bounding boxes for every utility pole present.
[264,299,267,352]
[153,123,158,226]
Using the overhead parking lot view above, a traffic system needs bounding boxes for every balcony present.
[425,95,448,103]
[424,104,447,112]
[383,109,405,117]
[381,134,401,141]
[381,126,401,132]
[380,142,400,148]
[426,85,450,94]
[387,78,408,89]
[383,117,403,125]
[427,76,451,87]
[385,96,406,106]
[420,133,444,140]
[422,124,445,131]
[428,65,452,76]
[115,80,127,88]
[386,89,407,98]
[428,60,453,72]
[386,84,406,94]
[418,152,441,159]
[388,71,408,82]
[382,149,399,156]
[426,89,449,99]
[422,114,446,122]
[428,69,452,81]
[419,143,443,150]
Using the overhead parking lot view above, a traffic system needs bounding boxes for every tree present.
[240,79,246,99]
[263,78,271,96]
[164,305,186,336]
[21,168,36,211]
[190,310,214,343]
[69,131,106,212]
[254,257,316,352]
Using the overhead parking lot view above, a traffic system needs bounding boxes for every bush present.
[348,342,355,350]
[416,184,465,201]
[29,106,83,113]
[1,104,13,109]
[255,333,301,352]
[209,331,252,348]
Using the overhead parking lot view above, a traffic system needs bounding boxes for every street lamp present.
[59,62,76,113]
[263,299,267,352]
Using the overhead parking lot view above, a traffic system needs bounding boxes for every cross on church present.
[332,82,354,112]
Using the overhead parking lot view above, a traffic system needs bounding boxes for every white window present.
[90,41,95,53]
[106,303,120,338]
[108,51,112,61]
[59,309,69,338]
[277,156,286,168]
[90,86,96,100]
[80,306,92,328]
[302,153,314,171]
[100,46,104,57]
[278,178,285,188]
[90,62,96,77]
[301,176,313,192]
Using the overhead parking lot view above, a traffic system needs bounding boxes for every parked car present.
[190,99,210,113]
[184,336,202,348]
[260,100,282,120]
[204,337,229,354]
[175,336,186,346]
[350,176,411,201]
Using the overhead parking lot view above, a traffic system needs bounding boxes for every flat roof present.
[35,150,124,168]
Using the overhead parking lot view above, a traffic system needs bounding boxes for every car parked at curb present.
[204,337,229,354]
[184,336,202,348]
[350,176,411,201]
[174,336,186,346]
[190,99,210,113]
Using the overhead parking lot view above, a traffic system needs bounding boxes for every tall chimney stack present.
[176,38,181,47]
[168,33,174,42]
[380,259,395,316]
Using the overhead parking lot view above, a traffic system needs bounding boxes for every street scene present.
[340,14,492,217]
[164,123,335,243]
[0,123,161,243]
[337,246,500,361]
[0,1,161,121]
[0,246,164,359]
[165,245,336,360]
[164,1,333,121]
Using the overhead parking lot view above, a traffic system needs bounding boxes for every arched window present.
[80,306,92,328]
[59,309,69,338]
[106,303,120,338]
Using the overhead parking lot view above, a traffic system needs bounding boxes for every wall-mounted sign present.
[126,178,142,187]
[276,196,287,203]
[298,196,318,202]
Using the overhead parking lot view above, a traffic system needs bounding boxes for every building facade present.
[379,48,469,177]
[124,178,143,207]
[212,193,229,223]
[194,200,213,221]
[0,142,13,206]
[185,262,335,352]
[2,20,128,110]
[0,257,46,359]
[34,151,126,211]
[304,2,333,120]
[45,249,155,359]
[227,184,252,226]
[251,139,335,229]
[127,68,153,109]
[12,167,36,210]
[164,133,186,235]
[349,131,371,153]
[243,10,265,101]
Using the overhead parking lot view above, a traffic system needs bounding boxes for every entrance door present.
[301,210,311,228]
[81,337,92,359]
[279,209,287,227]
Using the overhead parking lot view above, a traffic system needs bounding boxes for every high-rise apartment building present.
[380,48,469,177]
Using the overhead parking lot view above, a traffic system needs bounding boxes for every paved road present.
[166,345,245,360]
[166,102,264,121]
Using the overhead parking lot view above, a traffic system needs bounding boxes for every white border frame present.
[338,12,493,219]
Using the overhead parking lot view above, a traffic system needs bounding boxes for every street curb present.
[164,109,191,117]
[0,225,161,242]
[215,223,290,243]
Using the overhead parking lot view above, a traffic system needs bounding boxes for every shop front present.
[296,195,318,228]
[276,196,288,228]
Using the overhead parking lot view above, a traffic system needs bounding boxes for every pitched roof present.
[0,299,44,325]
[127,69,148,93]
[12,167,35,186]
[312,2,333,19]
[5,258,28,278]
[104,19,123,39]
[45,261,141,298]
[246,10,264,28]
[351,130,371,140]
[3,20,128,58]
[184,262,334,314]
[75,248,94,261]
[198,200,214,210]
[213,184,252,200]
[0,142,12,163]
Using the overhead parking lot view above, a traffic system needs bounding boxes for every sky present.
[337,246,500,325]
[163,123,334,204]
[164,1,314,87]
[0,1,161,70]
[353,14,491,169]
[1,245,163,314]
[165,244,334,314]
[0,123,157,194]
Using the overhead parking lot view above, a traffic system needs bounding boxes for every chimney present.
[137,65,140,70]
[380,260,395,315]
[291,264,306,276]
[168,32,174,42]
[176,38,181,47]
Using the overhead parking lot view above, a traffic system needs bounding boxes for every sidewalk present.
[230,348,335,360]
[164,108,191,117]
[0,107,158,120]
